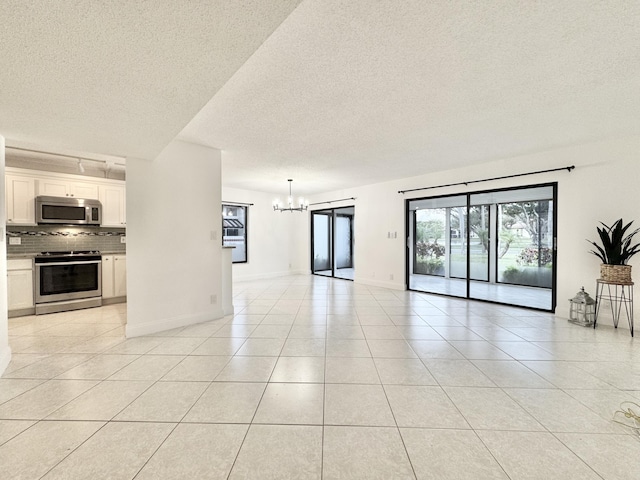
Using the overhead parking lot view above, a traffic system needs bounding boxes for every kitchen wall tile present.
[7,225,125,255]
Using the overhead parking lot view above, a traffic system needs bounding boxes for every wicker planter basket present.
[600,264,632,283]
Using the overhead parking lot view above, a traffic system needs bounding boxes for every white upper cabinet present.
[5,167,124,227]
[100,184,126,227]
[5,173,36,225]
[73,182,100,199]
[37,178,99,199]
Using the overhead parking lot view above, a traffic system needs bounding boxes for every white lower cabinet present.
[8,259,34,310]
[113,255,127,297]
[102,254,126,299]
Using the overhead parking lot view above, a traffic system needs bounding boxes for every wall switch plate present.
[120,236,126,244]
[210,294,217,304]
[9,237,21,245]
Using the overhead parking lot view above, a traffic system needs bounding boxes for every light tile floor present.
[1,274,640,479]
[409,275,552,310]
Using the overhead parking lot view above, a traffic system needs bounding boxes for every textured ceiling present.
[0,0,302,159]
[2,1,640,195]
[180,0,640,194]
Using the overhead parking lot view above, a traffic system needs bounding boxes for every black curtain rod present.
[398,165,575,194]
[309,197,356,206]
[222,201,254,206]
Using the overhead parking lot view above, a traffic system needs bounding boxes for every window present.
[222,204,247,263]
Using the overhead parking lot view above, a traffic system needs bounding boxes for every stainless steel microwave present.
[36,195,102,225]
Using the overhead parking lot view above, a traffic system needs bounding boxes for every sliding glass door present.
[407,184,556,311]
[312,212,332,276]
[409,195,466,297]
[334,212,354,279]
[311,207,355,280]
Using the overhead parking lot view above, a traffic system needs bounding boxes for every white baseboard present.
[0,345,12,377]
[354,277,405,290]
[125,308,224,338]
[234,272,405,291]
[234,269,308,282]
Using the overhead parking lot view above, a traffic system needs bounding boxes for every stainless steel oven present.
[35,251,102,314]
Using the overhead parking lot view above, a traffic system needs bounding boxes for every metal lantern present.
[568,287,596,327]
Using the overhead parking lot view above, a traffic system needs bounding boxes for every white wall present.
[297,135,640,328]
[0,135,10,375]
[222,186,308,281]
[126,140,223,337]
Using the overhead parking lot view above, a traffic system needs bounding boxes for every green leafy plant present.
[502,266,521,282]
[414,241,445,276]
[501,265,552,288]
[588,219,640,265]
[516,246,553,267]
[415,241,445,260]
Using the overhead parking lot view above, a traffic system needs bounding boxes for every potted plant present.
[588,219,640,283]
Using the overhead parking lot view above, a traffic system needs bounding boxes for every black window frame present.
[222,204,248,264]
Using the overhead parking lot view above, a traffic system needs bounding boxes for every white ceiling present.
[0,0,301,159]
[2,1,640,195]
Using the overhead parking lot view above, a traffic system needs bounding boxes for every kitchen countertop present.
[7,253,37,259]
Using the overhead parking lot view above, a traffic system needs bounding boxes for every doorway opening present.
[311,206,355,280]
[406,183,556,311]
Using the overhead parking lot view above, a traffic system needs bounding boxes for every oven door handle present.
[36,260,102,267]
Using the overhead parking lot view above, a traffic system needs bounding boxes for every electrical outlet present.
[9,237,21,245]
[210,294,217,304]
[389,274,394,280]
[120,236,126,244]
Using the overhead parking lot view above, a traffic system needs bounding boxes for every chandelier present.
[273,179,309,212]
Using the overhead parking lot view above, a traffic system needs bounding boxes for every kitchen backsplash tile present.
[6,225,126,254]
